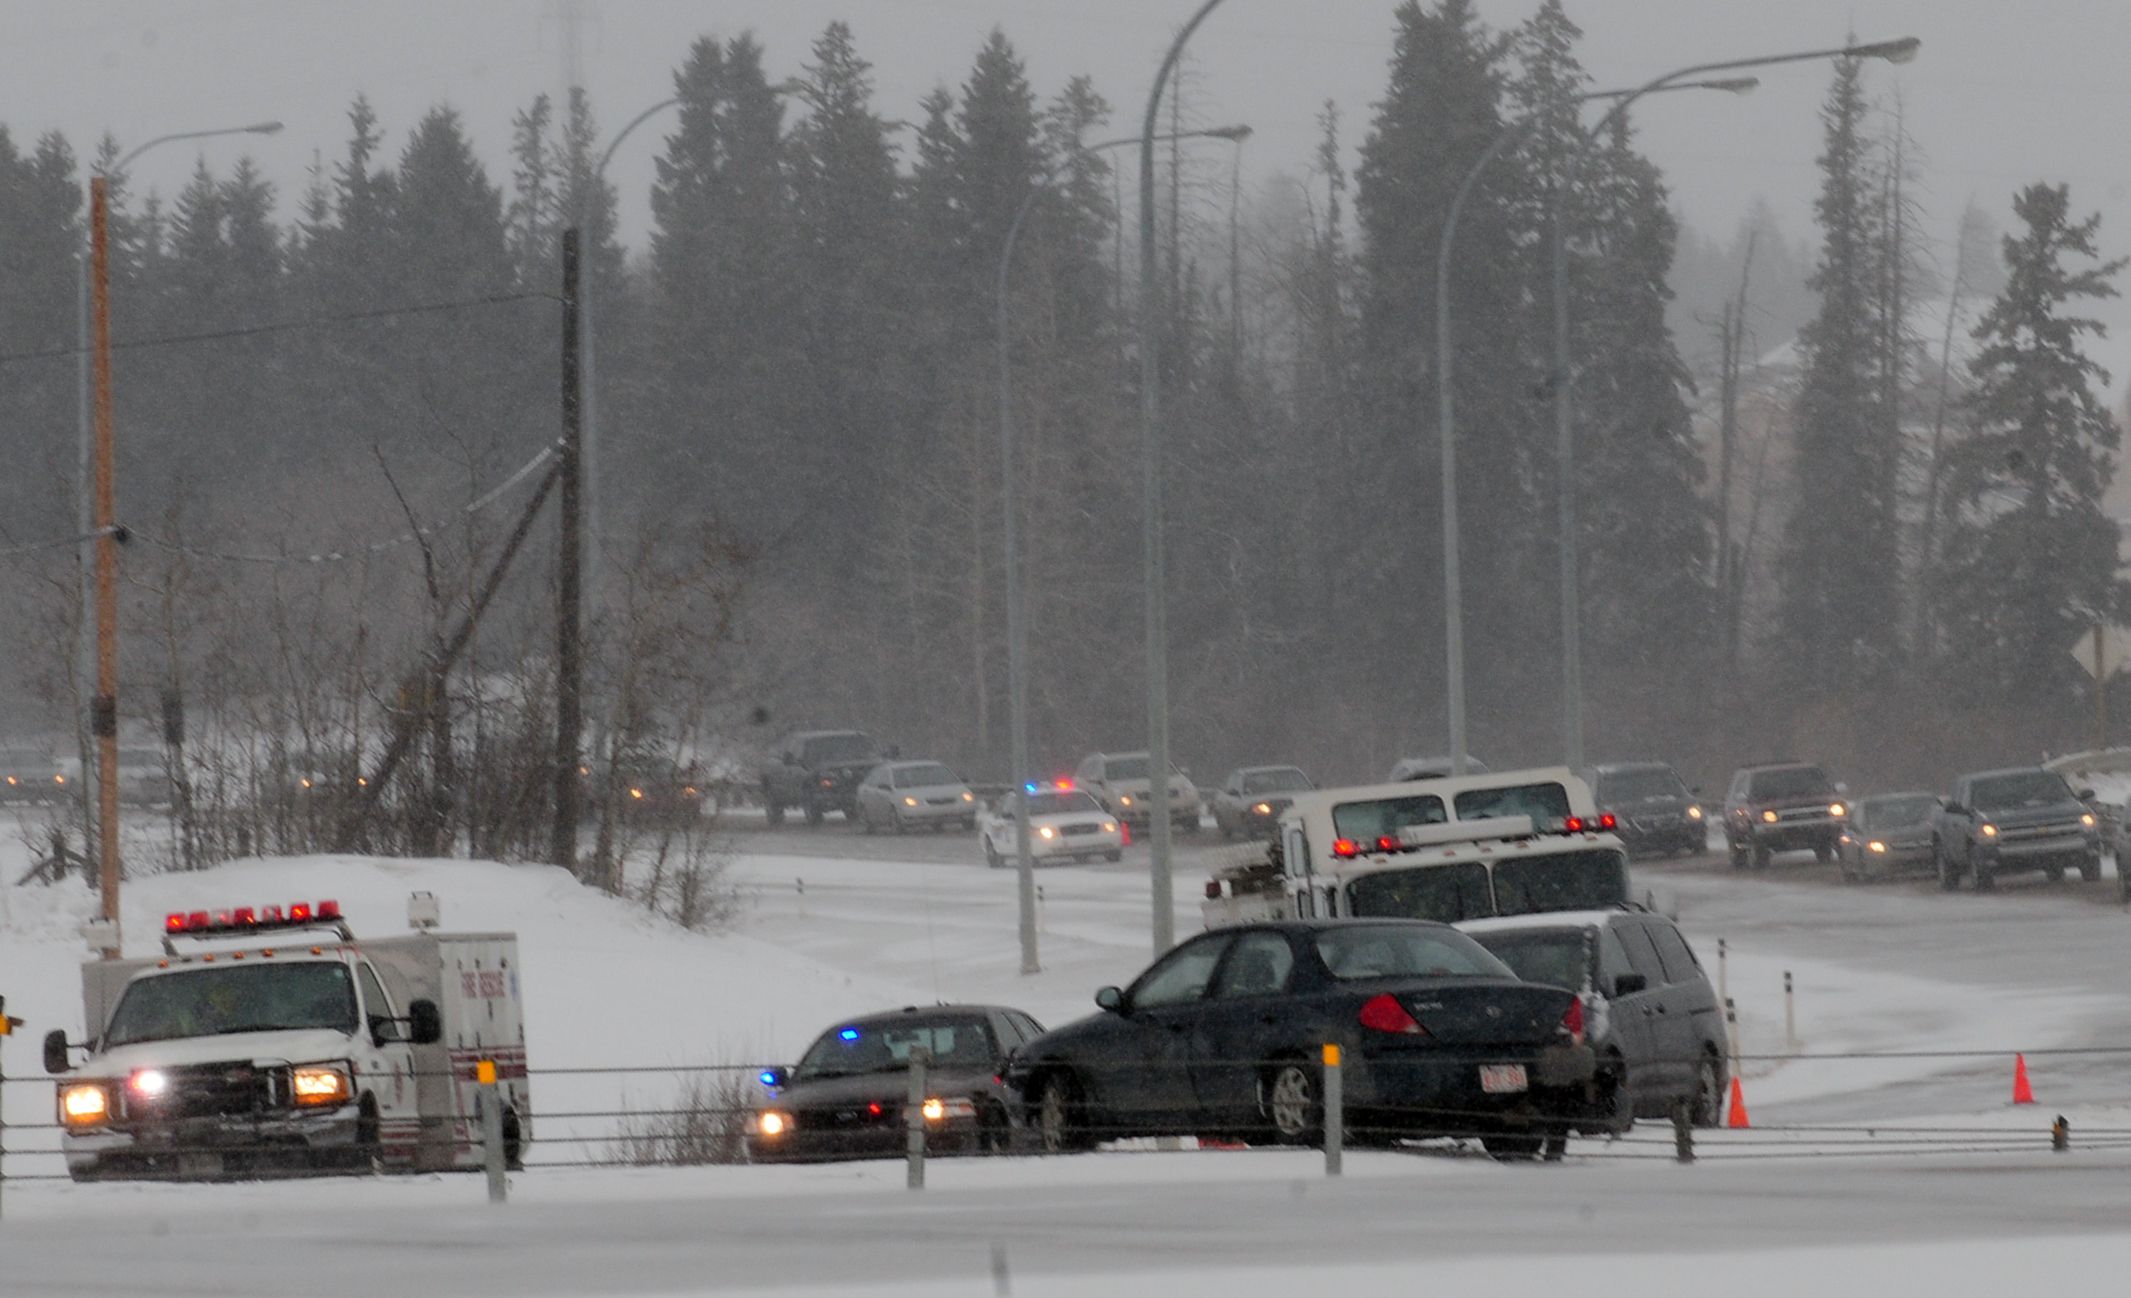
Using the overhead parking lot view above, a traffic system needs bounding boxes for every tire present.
[1935,840,1959,892]
[2080,854,2102,883]
[1262,1061,1320,1145]
[803,798,825,827]
[1751,838,1772,870]
[890,811,905,835]
[2045,864,2065,883]
[764,787,785,827]
[1839,851,1860,883]
[1481,1133,1545,1161]
[984,836,1004,869]
[1104,850,1122,863]
[1974,860,1996,892]
[1179,816,1201,837]
[339,1098,382,1173]
[1812,842,1834,864]
[1692,1053,1724,1129]
[502,1107,525,1171]
[860,805,876,835]
[1036,1073,1093,1154]
[1598,1055,1634,1135]
[1728,840,1748,871]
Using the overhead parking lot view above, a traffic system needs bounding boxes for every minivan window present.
[1645,921,1702,985]
[1613,922,1668,986]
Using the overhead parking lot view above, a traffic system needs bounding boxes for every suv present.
[1723,762,1845,869]
[1074,751,1200,834]
[1932,767,2100,892]
[1387,755,1490,781]
[760,730,889,826]
[1587,761,1704,858]
[1459,907,1727,1129]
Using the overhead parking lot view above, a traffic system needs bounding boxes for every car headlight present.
[962,791,975,802]
[2081,813,2097,827]
[756,1110,792,1137]
[292,1063,353,1107]
[1868,840,1887,853]
[1039,825,1056,840]
[1119,795,1132,807]
[904,796,918,807]
[1980,824,1998,838]
[61,1082,111,1127]
[1829,803,1846,818]
[1254,802,1271,815]
[1761,810,1778,823]
[921,1097,977,1122]
[1103,822,1117,833]
[1687,805,1704,820]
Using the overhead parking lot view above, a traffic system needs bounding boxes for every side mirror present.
[1095,986,1124,1014]
[1611,972,1648,997]
[1835,781,1849,794]
[44,1029,73,1075]
[759,1065,791,1090]
[1942,801,1963,816]
[1690,785,1703,796]
[2078,787,2097,802]
[407,998,443,1046]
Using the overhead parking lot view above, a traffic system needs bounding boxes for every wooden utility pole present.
[89,177,122,959]
[552,229,584,873]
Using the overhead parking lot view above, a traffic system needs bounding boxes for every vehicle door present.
[1592,925,1660,1113]
[1089,934,1231,1134]
[1611,920,1685,1096]
[856,766,889,825]
[1189,930,1301,1128]
[1724,772,1751,844]
[1938,777,1975,868]
[1645,919,1722,1074]
[354,960,419,1134]
[985,791,1018,851]
[1215,772,1243,833]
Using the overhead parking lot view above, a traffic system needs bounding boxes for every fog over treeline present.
[0,0,2122,855]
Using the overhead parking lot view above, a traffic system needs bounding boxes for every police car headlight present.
[292,1063,353,1107]
[756,1110,792,1137]
[61,1082,111,1126]
[921,1097,977,1122]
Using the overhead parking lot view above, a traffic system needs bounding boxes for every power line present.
[128,441,563,566]
[0,289,560,368]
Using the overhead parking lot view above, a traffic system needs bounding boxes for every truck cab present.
[45,896,529,1181]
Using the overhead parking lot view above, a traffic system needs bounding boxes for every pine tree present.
[1935,183,2127,707]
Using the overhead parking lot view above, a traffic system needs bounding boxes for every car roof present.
[1203,917,1459,936]
[1237,764,1307,775]
[1590,761,1679,775]
[831,1004,1028,1026]
[1735,760,1818,773]
[1959,766,2056,781]
[793,729,873,741]
[1457,908,1655,936]
[1857,790,1938,803]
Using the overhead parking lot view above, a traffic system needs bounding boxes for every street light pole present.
[1140,0,1229,958]
[1000,124,1248,976]
[1548,38,1916,771]
[75,120,280,954]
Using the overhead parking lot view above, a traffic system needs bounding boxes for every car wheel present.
[1037,1073,1092,1154]
[1751,839,1772,870]
[1481,1133,1545,1161]
[1179,816,1201,837]
[338,1097,383,1173]
[890,811,905,835]
[984,836,1003,869]
[764,789,785,827]
[860,805,876,835]
[803,798,825,827]
[2045,864,2065,883]
[1104,849,1122,863]
[1692,1053,1724,1128]
[2080,854,2102,883]
[1598,1055,1634,1135]
[1263,1061,1320,1145]
[1839,850,1860,883]
[1935,840,1958,892]
[1218,817,1235,841]
[1974,859,1996,892]
[1812,842,1834,864]
[1728,839,1748,870]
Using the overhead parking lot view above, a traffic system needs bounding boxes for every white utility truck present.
[1202,766,1633,927]
[43,893,530,1180]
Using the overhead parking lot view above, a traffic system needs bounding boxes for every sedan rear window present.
[1314,926,1511,981]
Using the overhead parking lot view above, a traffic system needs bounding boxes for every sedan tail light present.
[1562,996,1585,1043]
[1359,993,1427,1036]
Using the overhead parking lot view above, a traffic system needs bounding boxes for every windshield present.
[1105,756,1151,780]
[1332,794,1447,841]
[894,763,960,789]
[1025,790,1103,815]
[1597,768,1685,802]
[1748,767,1834,800]
[1454,781,1572,823]
[793,1017,996,1080]
[1971,771,2074,811]
[1469,930,1589,991]
[103,963,358,1047]
[1855,795,1939,830]
[1242,768,1310,795]
[802,734,878,764]
[1314,926,1512,980]
[1493,850,1631,916]
[1344,863,1492,922]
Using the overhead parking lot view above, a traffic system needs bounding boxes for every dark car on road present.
[1209,765,1314,840]
[1723,761,1846,869]
[1460,908,1727,1130]
[748,1005,1045,1163]
[1931,767,2100,892]
[1005,920,1597,1160]
[759,730,890,826]
[1587,762,1705,857]
[1836,793,1939,881]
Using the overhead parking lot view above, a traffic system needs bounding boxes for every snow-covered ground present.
[4,815,2130,1295]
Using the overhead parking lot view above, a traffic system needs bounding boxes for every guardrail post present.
[1725,998,1741,1074]
[2052,1114,2069,1152]
[1672,1099,1694,1164]
[906,1046,930,1190]
[1322,1043,1343,1178]
[1783,970,1797,1051]
[477,1058,507,1204]
[1717,939,1728,1007]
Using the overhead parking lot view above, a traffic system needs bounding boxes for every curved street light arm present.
[112,121,283,178]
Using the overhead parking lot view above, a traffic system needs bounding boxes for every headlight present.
[291,1063,353,1107]
[2082,813,2097,827]
[1039,826,1056,840]
[1687,805,1704,820]
[130,1068,170,1099]
[1761,810,1778,823]
[1829,803,1846,818]
[756,1110,791,1137]
[921,1097,977,1122]
[1868,840,1887,854]
[1254,802,1271,815]
[1119,795,1133,807]
[1103,821,1117,833]
[903,796,918,807]
[1980,824,1998,838]
[629,787,645,800]
[61,1083,110,1127]
[962,791,975,802]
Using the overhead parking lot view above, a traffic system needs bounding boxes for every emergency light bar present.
[164,899,344,938]
[1331,812,1614,860]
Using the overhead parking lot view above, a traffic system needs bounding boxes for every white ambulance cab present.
[44,894,530,1181]
[1202,766,1633,928]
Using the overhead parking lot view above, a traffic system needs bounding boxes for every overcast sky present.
[6,1,2129,365]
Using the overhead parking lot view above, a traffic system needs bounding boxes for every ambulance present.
[1202,766,1634,927]
[43,893,530,1180]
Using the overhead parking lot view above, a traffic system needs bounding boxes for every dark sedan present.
[1209,765,1314,840]
[1837,792,1939,881]
[1005,920,1598,1160]
[748,1005,1045,1162]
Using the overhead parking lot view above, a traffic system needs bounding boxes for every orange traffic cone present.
[2013,1054,2036,1105]
[1726,1076,1751,1128]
